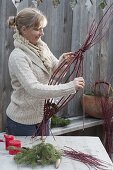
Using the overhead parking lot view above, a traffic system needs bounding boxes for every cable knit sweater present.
[6,35,76,125]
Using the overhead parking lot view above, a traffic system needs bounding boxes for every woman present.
[6,8,85,136]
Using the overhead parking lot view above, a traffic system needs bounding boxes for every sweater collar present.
[13,30,52,74]
[14,40,50,74]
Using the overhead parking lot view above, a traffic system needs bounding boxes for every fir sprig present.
[51,115,70,128]
[14,142,62,168]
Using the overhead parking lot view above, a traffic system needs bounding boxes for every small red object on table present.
[4,134,14,150]
[8,140,21,155]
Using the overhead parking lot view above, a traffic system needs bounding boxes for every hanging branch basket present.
[82,94,103,118]
[81,81,113,118]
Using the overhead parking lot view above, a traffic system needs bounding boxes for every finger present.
[78,83,85,87]
[78,80,85,86]
[75,77,85,83]
[66,52,75,55]
[64,53,75,58]
[77,84,85,89]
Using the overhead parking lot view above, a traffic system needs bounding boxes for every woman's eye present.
[34,28,43,31]
[34,28,38,31]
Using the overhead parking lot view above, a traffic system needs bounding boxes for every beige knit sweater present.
[6,35,76,125]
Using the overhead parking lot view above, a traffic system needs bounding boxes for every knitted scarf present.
[13,30,53,73]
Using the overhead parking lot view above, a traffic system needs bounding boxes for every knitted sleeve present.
[9,52,76,99]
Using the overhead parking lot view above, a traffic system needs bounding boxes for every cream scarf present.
[13,30,53,73]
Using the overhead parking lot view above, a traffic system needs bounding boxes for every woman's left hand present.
[56,52,75,76]
[59,52,75,65]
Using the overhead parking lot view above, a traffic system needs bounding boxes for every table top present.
[0,134,113,170]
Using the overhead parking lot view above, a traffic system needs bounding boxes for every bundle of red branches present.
[32,4,113,169]
[93,81,113,158]
[63,146,111,170]
[34,3,113,137]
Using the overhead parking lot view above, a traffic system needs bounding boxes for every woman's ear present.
[20,26,27,35]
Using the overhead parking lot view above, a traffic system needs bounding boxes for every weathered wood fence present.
[1,0,113,130]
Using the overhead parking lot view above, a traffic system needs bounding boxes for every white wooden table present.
[0,134,113,170]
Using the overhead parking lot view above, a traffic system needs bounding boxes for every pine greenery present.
[51,115,70,128]
[14,142,62,168]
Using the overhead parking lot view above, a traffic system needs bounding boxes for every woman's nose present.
[40,29,44,36]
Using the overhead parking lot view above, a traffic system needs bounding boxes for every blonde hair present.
[8,8,47,32]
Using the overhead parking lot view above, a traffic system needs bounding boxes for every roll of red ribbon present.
[8,140,21,155]
[4,135,14,150]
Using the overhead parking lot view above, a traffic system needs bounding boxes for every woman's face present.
[21,26,45,45]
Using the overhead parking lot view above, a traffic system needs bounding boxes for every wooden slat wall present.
[107,0,113,83]
[1,0,113,129]
[0,0,16,130]
[37,0,73,58]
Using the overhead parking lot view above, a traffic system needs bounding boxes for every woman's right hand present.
[73,77,85,91]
